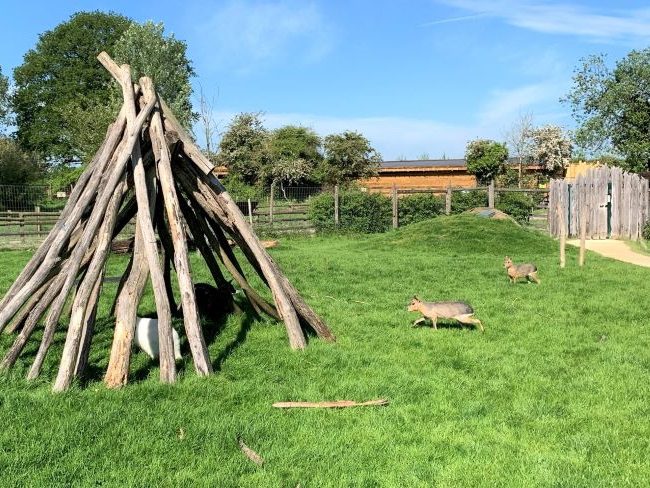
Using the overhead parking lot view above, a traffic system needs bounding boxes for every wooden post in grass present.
[488,180,495,209]
[392,184,398,229]
[558,198,566,268]
[579,197,587,267]
[445,185,452,215]
[269,181,275,226]
[35,206,41,233]
[334,184,340,226]
[247,198,253,226]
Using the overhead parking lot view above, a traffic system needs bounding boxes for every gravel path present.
[567,239,650,268]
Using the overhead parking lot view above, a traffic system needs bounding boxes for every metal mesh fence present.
[0,185,53,212]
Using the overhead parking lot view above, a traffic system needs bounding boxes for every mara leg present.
[429,314,437,330]
[528,272,540,284]
[411,317,426,328]
[455,314,484,332]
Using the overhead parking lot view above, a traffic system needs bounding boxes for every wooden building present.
[360,158,544,193]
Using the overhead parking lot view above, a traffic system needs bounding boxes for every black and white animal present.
[135,282,237,359]
[135,317,182,361]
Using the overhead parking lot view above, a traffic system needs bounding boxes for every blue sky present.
[1,0,649,159]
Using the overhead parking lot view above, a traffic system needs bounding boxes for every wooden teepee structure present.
[0,52,335,392]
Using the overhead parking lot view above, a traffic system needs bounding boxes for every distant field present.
[0,216,648,487]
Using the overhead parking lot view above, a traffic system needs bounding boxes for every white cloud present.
[434,0,650,44]
[478,81,560,125]
[194,0,332,72]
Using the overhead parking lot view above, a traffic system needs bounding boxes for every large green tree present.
[0,137,41,185]
[0,66,10,132]
[319,131,381,186]
[12,11,131,164]
[267,125,322,187]
[113,21,196,128]
[464,139,508,185]
[563,50,650,172]
[216,112,270,186]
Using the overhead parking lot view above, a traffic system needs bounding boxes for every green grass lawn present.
[0,215,649,487]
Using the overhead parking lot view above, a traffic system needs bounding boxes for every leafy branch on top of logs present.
[0,52,335,392]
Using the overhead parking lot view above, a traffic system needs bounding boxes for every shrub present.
[398,194,444,226]
[642,221,650,241]
[451,190,488,214]
[496,192,535,224]
[309,190,391,233]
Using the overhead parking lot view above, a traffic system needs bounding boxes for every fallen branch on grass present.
[272,399,388,409]
[238,438,264,466]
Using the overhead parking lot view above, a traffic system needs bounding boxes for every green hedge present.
[309,191,391,233]
[451,190,488,213]
[398,194,444,226]
[496,192,535,224]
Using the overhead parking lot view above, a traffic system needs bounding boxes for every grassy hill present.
[0,215,648,487]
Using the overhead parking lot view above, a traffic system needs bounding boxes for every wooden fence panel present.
[550,165,649,241]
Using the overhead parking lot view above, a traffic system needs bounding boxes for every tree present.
[464,139,508,184]
[529,125,572,176]
[267,125,321,189]
[0,137,42,185]
[563,50,650,172]
[113,21,196,129]
[0,66,10,133]
[12,11,132,163]
[216,112,270,186]
[319,131,382,186]
[504,111,534,187]
[197,85,219,159]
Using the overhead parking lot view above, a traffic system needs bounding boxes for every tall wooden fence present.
[549,166,649,240]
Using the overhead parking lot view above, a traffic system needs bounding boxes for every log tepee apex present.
[0,52,335,392]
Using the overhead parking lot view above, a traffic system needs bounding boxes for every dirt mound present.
[465,207,520,225]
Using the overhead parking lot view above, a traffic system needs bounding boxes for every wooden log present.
[0,113,119,315]
[391,184,398,229]
[143,77,211,376]
[105,225,149,388]
[155,210,179,316]
[334,184,340,226]
[116,65,175,384]
[0,99,153,334]
[177,188,276,320]
[177,173,333,340]
[238,439,264,466]
[74,271,103,378]
[0,113,125,332]
[445,185,452,215]
[558,196,566,268]
[2,197,137,375]
[579,185,587,267]
[172,153,306,349]
[272,399,388,408]
[4,275,52,334]
[53,173,127,392]
[488,180,495,209]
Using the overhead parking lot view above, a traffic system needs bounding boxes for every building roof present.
[380,159,466,168]
[380,157,539,171]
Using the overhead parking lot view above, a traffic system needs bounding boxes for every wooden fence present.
[548,166,649,240]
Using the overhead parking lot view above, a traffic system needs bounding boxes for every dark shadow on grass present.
[413,320,480,331]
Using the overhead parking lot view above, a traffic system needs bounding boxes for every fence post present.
[392,185,398,229]
[488,180,495,209]
[558,199,566,268]
[269,181,275,226]
[334,185,339,226]
[247,199,253,226]
[579,201,587,267]
[19,212,25,244]
[445,185,452,215]
[35,205,41,234]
